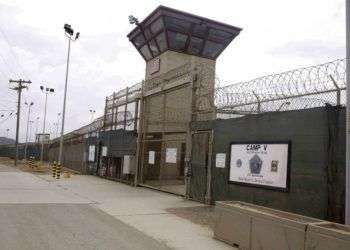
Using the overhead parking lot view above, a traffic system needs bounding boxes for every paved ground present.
[0,162,234,250]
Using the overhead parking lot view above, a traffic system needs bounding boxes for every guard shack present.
[128,6,241,196]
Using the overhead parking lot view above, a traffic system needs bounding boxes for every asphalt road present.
[0,161,233,250]
[0,203,169,250]
[0,163,170,250]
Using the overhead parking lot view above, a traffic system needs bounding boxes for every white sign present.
[149,151,155,164]
[88,145,95,162]
[102,146,108,157]
[123,155,131,174]
[216,153,226,168]
[166,148,177,163]
[229,142,290,190]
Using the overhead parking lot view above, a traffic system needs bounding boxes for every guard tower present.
[128,6,241,195]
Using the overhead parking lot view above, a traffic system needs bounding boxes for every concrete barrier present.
[214,201,322,250]
[305,222,350,250]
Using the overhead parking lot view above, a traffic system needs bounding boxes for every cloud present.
[268,39,345,62]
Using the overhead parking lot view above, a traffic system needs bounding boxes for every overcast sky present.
[0,0,345,142]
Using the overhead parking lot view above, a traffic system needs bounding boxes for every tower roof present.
[127,6,242,61]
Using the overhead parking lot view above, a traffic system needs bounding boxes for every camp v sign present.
[229,141,290,191]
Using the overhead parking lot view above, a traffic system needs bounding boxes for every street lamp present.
[24,101,34,159]
[89,109,96,122]
[58,23,80,165]
[40,85,54,163]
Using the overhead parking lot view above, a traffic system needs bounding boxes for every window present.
[208,28,232,42]
[133,33,145,47]
[168,31,188,51]
[193,24,207,38]
[202,40,224,58]
[150,18,164,34]
[155,32,167,52]
[144,28,152,40]
[164,16,191,33]
[140,44,152,60]
[188,37,204,55]
[149,39,159,56]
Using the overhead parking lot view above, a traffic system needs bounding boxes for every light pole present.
[40,85,54,163]
[89,109,96,122]
[35,117,40,137]
[28,120,34,142]
[24,101,34,159]
[6,128,9,138]
[56,112,61,138]
[58,23,80,165]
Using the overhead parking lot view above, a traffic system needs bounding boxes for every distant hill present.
[0,137,15,145]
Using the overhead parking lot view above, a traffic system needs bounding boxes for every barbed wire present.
[215,59,346,113]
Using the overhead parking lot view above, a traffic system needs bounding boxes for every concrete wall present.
[191,106,345,223]
[48,137,86,173]
[0,143,48,161]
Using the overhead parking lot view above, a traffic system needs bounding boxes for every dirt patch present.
[165,205,218,230]
[0,157,51,174]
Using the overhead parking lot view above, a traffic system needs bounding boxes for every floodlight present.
[129,15,139,25]
[64,23,74,36]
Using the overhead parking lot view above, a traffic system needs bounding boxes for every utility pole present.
[9,79,31,166]
[58,23,80,165]
[346,0,350,225]
[24,101,34,159]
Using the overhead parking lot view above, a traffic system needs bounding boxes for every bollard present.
[63,171,71,178]
[52,161,57,178]
[56,163,61,180]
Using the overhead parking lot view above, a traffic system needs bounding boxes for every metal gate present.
[189,130,213,203]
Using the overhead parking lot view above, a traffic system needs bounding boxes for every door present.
[190,131,211,202]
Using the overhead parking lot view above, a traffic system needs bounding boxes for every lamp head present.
[64,23,74,36]
[128,15,139,25]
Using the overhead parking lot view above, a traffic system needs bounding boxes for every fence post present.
[253,92,261,113]
[329,74,341,106]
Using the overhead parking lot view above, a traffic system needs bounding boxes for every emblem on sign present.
[236,159,242,168]
[249,154,263,174]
